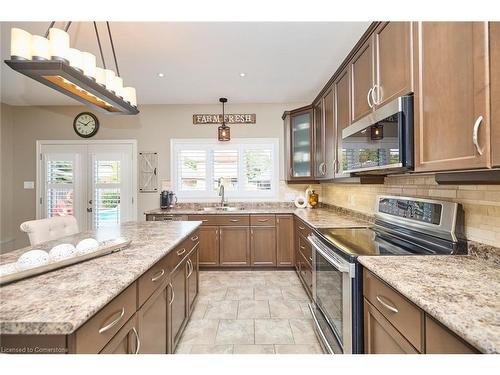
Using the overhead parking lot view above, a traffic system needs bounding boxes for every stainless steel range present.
[308,195,467,354]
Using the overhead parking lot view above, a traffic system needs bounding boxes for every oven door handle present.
[307,235,352,275]
[308,303,334,354]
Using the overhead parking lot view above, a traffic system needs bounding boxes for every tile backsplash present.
[321,174,500,247]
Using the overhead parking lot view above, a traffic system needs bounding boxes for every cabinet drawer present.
[295,219,312,238]
[298,235,312,265]
[138,256,169,307]
[188,215,218,226]
[250,214,276,226]
[165,233,200,271]
[217,215,250,226]
[363,270,424,352]
[74,282,137,353]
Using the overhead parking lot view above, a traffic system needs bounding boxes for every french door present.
[37,141,137,231]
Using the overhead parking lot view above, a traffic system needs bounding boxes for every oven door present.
[308,235,355,354]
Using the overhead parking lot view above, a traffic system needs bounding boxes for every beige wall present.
[0,103,15,252]
[322,175,500,248]
[1,102,311,250]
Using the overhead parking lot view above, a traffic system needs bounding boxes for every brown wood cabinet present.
[137,284,167,354]
[350,38,374,123]
[334,68,350,177]
[414,22,491,172]
[314,87,336,180]
[187,245,199,316]
[219,226,250,266]
[373,22,413,107]
[491,22,500,167]
[250,226,276,266]
[100,315,140,354]
[168,261,187,353]
[276,215,294,267]
[293,218,313,299]
[363,269,480,354]
[198,226,219,267]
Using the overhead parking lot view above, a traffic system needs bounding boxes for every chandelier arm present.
[44,21,56,38]
[94,22,107,69]
[106,22,120,77]
[64,22,72,32]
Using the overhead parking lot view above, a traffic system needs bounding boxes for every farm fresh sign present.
[193,114,256,125]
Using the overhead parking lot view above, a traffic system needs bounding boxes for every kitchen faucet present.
[218,179,226,207]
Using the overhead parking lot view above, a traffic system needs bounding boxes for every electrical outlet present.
[24,181,35,189]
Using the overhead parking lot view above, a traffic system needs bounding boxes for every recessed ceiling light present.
[239,72,246,77]
[158,73,165,78]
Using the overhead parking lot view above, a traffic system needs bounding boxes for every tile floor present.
[175,270,324,354]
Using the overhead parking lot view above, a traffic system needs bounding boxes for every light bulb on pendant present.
[217,97,230,142]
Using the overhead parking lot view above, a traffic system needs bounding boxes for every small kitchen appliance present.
[308,195,466,354]
[160,190,178,209]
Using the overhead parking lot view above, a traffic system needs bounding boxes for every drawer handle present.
[98,307,125,334]
[229,219,239,222]
[309,256,313,262]
[299,226,305,230]
[257,218,270,222]
[202,220,208,223]
[300,245,306,250]
[132,327,141,354]
[191,235,199,241]
[168,283,175,305]
[376,295,399,314]
[151,269,165,282]
[177,248,186,256]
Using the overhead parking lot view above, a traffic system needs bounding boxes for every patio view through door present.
[37,141,137,231]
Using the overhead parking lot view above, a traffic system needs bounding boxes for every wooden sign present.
[193,114,256,125]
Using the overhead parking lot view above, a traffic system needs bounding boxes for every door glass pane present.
[178,150,207,191]
[46,160,74,218]
[292,113,311,177]
[212,149,238,191]
[94,188,121,227]
[314,104,324,176]
[95,160,121,184]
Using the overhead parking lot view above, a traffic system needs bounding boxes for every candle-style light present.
[123,87,137,107]
[48,28,70,62]
[31,35,50,60]
[113,76,124,98]
[67,48,83,71]
[104,69,116,92]
[10,28,32,60]
[218,97,231,142]
[81,52,96,79]
[95,67,106,86]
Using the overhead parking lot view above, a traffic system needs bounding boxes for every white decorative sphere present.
[49,243,77,262]
[17,250,50,270]
[0,263,18,277]
[76,238,100,255]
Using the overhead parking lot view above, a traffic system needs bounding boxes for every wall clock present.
[73,112,99,138]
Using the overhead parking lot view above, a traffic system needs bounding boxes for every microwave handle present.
[307,235,351,274]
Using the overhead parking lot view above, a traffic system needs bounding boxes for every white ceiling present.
[0,22,369,106]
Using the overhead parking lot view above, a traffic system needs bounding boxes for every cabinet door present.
[198,226,219,267]
[350,38,375,123]
[276,215,294,267]
[283,112,293,180]
[250,226,276,266]
[100,314,139,354]
[363,299,419,354]
[187,246,199,315]
[291,109,313,179]
[373,22,413,107]
[137,284,167,354]
[169,263,187,353]
[219,226,250,266]
[414,22,490,172]
[334,68,351,178]
[425,315,478,354]
[313,100,325,178]
[323,88,336,179]
[491,22,500,167]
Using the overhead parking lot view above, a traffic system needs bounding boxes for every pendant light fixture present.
[4,22,138,115]
[218,97,230,141]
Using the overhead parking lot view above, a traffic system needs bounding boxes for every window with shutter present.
[46,158,74,218]
[171,139,278,200]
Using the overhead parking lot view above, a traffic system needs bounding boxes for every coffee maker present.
[160,190,178,209]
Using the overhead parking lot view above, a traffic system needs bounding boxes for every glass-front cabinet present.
[283,105,314,181]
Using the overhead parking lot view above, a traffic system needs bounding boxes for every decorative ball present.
[0,263,18,277]
[76,238,100,255]
[17,250,50,270]
[49,243,77,262]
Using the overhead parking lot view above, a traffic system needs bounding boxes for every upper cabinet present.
[491,22,500,168]
[350,38,375,123]
[313,87,336,180]
[414,22,491,172]
[334,68,351,178]
[373,22,413,107]
[283,106,315,182]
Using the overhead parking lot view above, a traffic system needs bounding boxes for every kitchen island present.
[0,220,201,353]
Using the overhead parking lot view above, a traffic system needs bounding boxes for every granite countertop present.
[0,221,201,335]
[358,255,500,354]
[146,206,371,229]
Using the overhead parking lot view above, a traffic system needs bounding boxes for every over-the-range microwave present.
[341,95,413,175]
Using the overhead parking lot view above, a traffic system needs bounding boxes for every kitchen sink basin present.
[201,206,243,212]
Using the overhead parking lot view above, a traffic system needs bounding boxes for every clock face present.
[73,112,99,138]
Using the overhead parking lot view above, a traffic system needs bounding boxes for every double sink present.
[200,206,243,212]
